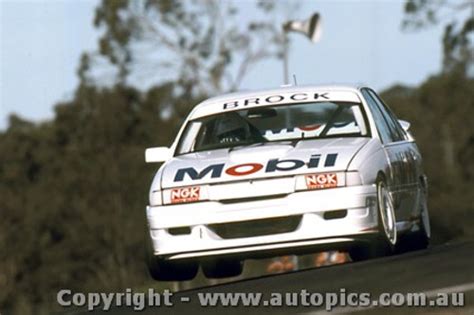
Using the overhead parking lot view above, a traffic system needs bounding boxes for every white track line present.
[301,282,474,315]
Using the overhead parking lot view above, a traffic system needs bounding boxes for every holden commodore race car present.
[144,85,431,281]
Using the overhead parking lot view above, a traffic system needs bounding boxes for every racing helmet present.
[214,113,249,143]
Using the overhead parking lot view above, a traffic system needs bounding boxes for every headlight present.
[345,171,362,186]
[295,171,361,191]
[149,190,163,206]
[162,185,209,205]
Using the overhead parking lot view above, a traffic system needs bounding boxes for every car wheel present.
[417,188,431,247]
[147,256,198,281]
[399,186,430,252]
[202,259,244,279]
[377,178,398,248]
[350,176,397,261]
[145,236,198,281]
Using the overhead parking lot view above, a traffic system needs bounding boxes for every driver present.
[214,113,250,143]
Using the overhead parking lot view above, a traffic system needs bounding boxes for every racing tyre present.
[202,259,244,279]
[147,255,198,281]
[350,176,397,261]
[398,185,430,252]
[145,236,198,281]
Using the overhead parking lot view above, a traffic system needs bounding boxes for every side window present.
[368,90,407,142]
[361,89,394,144]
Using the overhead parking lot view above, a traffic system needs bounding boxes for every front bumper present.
[146,184,378,261]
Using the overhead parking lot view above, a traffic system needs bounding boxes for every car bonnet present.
[160,137,369,189]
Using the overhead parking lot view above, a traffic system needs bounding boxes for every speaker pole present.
[281,12,321,86]
[282,29,290,85]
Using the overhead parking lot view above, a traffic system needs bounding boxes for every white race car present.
[145,85,430,281]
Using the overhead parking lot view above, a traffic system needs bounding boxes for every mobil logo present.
[173,153,338,182]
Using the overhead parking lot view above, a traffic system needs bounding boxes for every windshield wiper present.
[228,141,267,152]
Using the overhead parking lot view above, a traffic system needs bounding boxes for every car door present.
[368,89,420,215]
[361,89,412,221]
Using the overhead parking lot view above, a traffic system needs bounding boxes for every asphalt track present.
[77,241,474,315]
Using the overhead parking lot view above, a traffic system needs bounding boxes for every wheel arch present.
[347,138,390,185]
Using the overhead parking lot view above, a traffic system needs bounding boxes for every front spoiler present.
[147,184,379,261]
[164,232,379,261]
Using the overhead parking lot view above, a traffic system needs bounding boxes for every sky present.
[0,0,445,130]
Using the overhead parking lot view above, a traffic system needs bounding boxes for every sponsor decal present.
[222,92,330,110]
[174,153,338,182]
[305,173,338,189]
[225,163,264,176]
[298,124,322,131]
[170,186,200,204]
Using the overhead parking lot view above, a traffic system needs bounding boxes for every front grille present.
[208,215,302,239]
[218,194,288,204]
[168,227,191,235]
[323,209,347,220]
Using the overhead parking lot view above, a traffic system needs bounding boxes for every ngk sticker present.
[305,173,338,189]
[171,186,200,204]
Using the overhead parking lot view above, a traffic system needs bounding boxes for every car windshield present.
[176,101,368,155]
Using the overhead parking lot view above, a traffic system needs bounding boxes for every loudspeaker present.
[283,13,322,43]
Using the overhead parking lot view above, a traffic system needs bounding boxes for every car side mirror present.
[398,120,411,132]
[145,147,172,163]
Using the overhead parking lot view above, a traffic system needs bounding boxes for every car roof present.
[189,84,365,119]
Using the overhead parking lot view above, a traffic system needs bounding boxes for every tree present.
[382,71,474,242]
[403,0,474,73]
[0,83,193,314]
[85,0,285,97]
